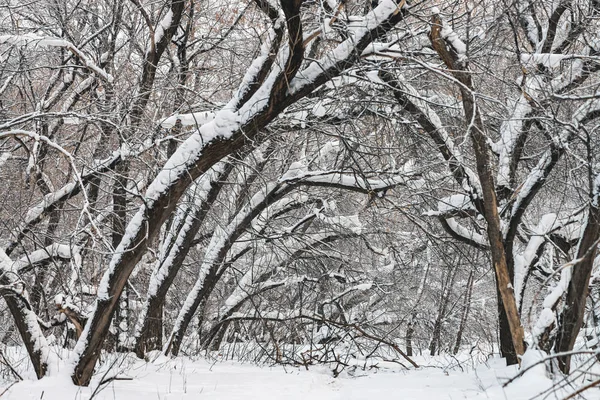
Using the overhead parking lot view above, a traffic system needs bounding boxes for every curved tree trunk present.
[554,176,600,373]
[429,14,525,363]
[70,2,406,384]
[1,249,50,379]
[134,163,232,358]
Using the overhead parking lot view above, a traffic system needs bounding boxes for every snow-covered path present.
[3,352,585,400]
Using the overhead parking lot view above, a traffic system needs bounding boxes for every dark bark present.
[167,267,220,356]
[406,321,414,357]
[0,287,47,379]
[454,271,474,354]
[429,14,525,362]
[554,195,600,373]
[134,164,233,358]
[71,3,406,385]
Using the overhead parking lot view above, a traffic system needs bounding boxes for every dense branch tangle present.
[7,0,408,386]
[2,0,600,389]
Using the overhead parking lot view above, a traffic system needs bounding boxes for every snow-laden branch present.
[0,248,52,378]
[4,135,175,256]
[0,72,15,98]
[378,70,482,201]
[0,130,109,253]
[532,172,600,349]
[203,232,346,349]
[158,111,215,129]
[163,177,296,355]
[213,308,419,368]
[321,282,374,306]
[497,30,600,194]
[280,168,422,193]
[134,162,230,349]
[14,243,82,274]
[430,9,467,63]
[288,0,407,97]
[71,0,408,383]
[442,217,487,248]
[506,95,600,241]
[232,4,285,109]
[495,87,537,191]
[514,213,559,308]
[0,34,114,83]
[424,194,477,218]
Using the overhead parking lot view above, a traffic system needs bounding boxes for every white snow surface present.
[513,213,558,308]
[159,111,215,128]
[1,351,580,400]
[153,9,173,46]
[520,53,568,69]
[440,20,467,62]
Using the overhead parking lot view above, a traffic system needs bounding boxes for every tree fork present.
[429,13,525,362]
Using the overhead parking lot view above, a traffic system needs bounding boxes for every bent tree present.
[3,0,600,387]
[0,0,409,386]
[375,1,600,366]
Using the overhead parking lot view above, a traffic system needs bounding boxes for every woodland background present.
[0,0,599,395]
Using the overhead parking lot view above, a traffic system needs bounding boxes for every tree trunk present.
[166,267,220,356]
[406,320,414,357]
[429,264,458,356]
[71,3,405,384]
[554,182,600,373]
[497,289,518,364]
[429,15,526,362]
[134,163,232,358]
[137,301,163,356]
[453,271,474,354]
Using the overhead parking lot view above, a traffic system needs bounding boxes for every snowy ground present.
[1,350,599,399]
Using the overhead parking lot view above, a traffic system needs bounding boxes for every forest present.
[0,0,600,398]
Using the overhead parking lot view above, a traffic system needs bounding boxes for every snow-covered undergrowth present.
[2,346,598,399]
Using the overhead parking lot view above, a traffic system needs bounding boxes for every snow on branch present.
[429,11,467,66]
[281,169,422,193]
[507,95,600,235]
[135,162,230,340]
[442,217,487,248]
[72,0,409,378]
[14,244,82,274]
[217,232,346,321]
[321,282,374,305]
[495,90,536,191]
[532,173,600,346]
[520,53,570,69]
[158,111,215,129]
[232,5,285,109]
[152,9,174,49]
[378,70,482,199]
[0,34,114,83]
[424,194,477,218]
[0,248,53,378]
[513,213,559,308]
[4,134,176,255]
[288,0,407,97]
